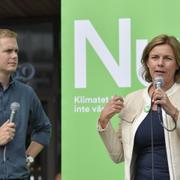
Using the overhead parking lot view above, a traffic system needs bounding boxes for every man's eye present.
[167,57,173,60]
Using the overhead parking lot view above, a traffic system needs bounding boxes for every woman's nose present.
[157,57,164,66]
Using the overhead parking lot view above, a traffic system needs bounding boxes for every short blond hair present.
[0,29,17,39]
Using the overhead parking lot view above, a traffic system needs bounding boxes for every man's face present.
[0,37,19,75]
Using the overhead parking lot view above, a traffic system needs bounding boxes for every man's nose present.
[11,51,18,58]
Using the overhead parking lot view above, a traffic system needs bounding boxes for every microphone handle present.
[157,104,162,114]
[9,110,16,122]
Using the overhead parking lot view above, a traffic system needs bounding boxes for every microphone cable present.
[157,109,176,132]
[150,107,155,180]
[150,92,176,180]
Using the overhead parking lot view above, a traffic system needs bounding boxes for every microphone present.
[9,102,20,122]
[154,76,164,89]
[153,76,164,113]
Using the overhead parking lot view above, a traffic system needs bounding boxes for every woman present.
[98,34,180,180]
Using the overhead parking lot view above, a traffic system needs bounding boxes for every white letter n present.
[74,18,131,88]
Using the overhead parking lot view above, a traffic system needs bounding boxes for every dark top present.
[0,77,51,179]
[134,111,170,180]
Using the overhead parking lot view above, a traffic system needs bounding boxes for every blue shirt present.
[0,77,51,179]
[134,111,169,180]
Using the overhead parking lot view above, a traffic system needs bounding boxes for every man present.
[0,29,51,179]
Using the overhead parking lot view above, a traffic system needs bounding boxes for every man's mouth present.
[8,62,17,66]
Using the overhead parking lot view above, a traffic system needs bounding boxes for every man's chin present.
[7,69,17,74]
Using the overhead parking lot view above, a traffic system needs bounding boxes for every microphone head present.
[10,102,20,111]
[153,76,164,89]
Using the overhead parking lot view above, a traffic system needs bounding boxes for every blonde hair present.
[141,34,180,83]
[0,29,17,39]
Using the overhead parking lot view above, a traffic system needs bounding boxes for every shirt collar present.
[9,75,16,85]
[0,76,16,91]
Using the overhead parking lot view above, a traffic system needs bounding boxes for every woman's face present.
[147,44,178,87]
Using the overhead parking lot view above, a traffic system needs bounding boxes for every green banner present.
[62,0,180,179]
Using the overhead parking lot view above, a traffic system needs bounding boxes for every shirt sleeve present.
[97,121,110,132]
[29,90,52,146]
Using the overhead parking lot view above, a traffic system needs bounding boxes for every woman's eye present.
[151,56,158,59]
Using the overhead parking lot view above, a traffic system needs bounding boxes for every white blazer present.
[98,83,180,180]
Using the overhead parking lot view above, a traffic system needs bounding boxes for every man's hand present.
[0,120,16,145]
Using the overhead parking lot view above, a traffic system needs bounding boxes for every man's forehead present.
[0,37,18,48]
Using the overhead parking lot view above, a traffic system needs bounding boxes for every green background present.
[61,0,180,179]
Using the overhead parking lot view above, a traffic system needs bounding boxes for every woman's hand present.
[99,96,124,128]
[152,88,178,120]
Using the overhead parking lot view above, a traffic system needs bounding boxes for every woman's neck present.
[149,80,175,94]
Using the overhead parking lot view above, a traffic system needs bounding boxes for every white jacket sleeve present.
[98,121,124,163]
